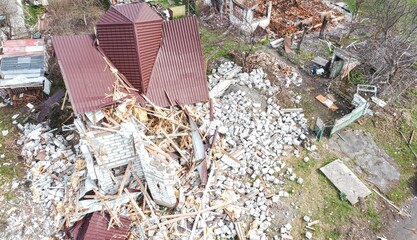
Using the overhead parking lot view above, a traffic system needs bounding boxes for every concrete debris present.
[3,59,311,239]
[320,159,372,205]
[209,61,280,97]
[247,51,303,87]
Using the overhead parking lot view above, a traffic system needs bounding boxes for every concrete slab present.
[320,159,372,205]
[328,130,400,193]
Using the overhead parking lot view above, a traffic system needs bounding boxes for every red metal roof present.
[52,35,116,114]
[146,16,209,106]
[99,3,162,24]
[69,212,131,240]
[97,3,163,93]
[97,7,131,25]
[135,20,163,93]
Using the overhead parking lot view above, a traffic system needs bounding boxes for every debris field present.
[1,58,320,239]
[255,0,343,36]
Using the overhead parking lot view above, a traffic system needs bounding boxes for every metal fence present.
[330,101,369,136]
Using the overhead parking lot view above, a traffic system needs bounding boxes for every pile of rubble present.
[255,0,343,37]
[7,60,313,239]
[19,122,82,233]
[200,62,309,238]
[246,51,303,87]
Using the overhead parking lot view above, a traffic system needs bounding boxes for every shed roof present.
[2,39,44,57]
[147,16,208,106]
[98,3,161,25]
[0,55,45,79]
[51,35,117,115]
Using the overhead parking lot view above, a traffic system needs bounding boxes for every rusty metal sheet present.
[2,39,45,57]
[146,16,209,106]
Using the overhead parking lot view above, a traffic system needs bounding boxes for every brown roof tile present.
[97,3,163,93]
[146,16,209,106]
[52,35,116,114]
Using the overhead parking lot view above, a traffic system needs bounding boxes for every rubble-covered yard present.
[0,55,320,239]
[2,0,417,239]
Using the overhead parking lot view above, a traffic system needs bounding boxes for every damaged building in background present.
[229,0,272,32]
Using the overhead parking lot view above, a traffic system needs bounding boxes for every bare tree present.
[353,0,417,103]
[366,0,417,42]
[47,0,106,35]
[345,0,365,38]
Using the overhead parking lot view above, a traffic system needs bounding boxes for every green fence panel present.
[330,102,369,136]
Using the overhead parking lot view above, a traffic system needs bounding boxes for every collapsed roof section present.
[52,3,209,115]
[69,212,131,240]
[147,16,209,106]
[52,35,117,114]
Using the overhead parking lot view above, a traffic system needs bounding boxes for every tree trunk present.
[319,16,328,38]
[297,26,308,51]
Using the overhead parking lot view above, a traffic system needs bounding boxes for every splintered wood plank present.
[320,159,371,205]
[315,94,339,111]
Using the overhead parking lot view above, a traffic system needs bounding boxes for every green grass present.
[200,27,244,60]
[280,49,315,69]
[286,142,384,239]
[0,107,20,187]
[366,198,383,231]
[25,4,45,26]
[411,61,417,71]
[343,0,356,10]
[151,0,184,8]
[347,68,367,85]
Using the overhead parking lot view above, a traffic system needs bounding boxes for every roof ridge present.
[110,6,133,23]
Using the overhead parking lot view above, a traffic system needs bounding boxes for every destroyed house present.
[52,3,209,115]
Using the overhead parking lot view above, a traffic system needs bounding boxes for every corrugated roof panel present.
[114,3,161,23]
[70,212,131,240]
[82,212,131,240]
[97,6,131,25]
[146,16,209,106]
[52,35,116,115]
[97,23,143,92]
[135,20,163,93]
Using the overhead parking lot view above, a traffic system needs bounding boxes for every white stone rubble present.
[186,62,309,239]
